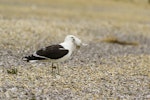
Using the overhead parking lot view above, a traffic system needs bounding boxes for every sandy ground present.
[0,0,150,99]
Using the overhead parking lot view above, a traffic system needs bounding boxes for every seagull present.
[23,35,87,76]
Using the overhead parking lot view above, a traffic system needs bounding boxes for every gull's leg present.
[57,63,60,75]
[52,63,54,75]
[52,63,56,76]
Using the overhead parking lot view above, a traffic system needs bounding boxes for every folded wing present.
[35,45,69,59]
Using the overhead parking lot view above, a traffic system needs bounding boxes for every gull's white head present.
[64,35,87,49]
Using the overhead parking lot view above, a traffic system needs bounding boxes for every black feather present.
[36,45,69,59]
[23,55,46,62]
[23,45,69,62]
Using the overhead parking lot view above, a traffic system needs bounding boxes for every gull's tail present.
[22,55,46,62]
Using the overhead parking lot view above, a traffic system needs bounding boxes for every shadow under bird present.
[23,35,87,76]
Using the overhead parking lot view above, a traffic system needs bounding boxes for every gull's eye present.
[71,37,75,41]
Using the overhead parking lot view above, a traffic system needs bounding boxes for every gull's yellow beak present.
[76,45,81,49]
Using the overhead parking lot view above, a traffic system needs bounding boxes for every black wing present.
[36,45,69,59]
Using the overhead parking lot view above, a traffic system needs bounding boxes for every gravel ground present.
[0,22,150,100]
[0,0,150,100]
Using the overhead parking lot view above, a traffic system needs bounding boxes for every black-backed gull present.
[23,35,87,75]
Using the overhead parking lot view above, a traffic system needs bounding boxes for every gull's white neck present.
[60,40,75,53]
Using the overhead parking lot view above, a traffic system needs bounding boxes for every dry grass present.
[0,0,150,99]
[101,36,139,46]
